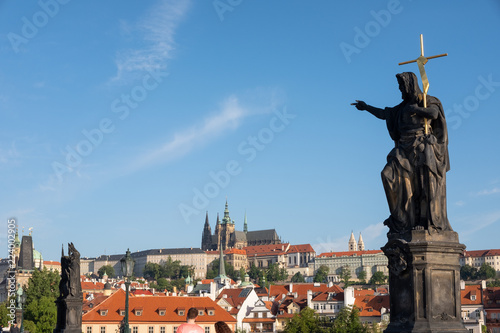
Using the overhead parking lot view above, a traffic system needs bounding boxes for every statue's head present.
[396,72,422,102]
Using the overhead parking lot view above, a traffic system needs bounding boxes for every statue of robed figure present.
[351,35,468,333]
[54,243,83,333]
[352,71,452,236]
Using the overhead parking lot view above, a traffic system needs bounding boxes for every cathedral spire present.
[348,231,357,251]
[222,199,231,224]
[244,211,248,233]
[218,244,226,277]
[358,232,365,251]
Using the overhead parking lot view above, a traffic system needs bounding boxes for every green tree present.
[98,265,115,278]
[331,306,368,333]
[460,264,478,281]
[239,267,246,282]
[283,307,326,333]
[248,263,263,281]
[0,300,12,327]
[206,258,238,281]
[265,263,287,282]
[291,272,306,283]
[161,257,181,279]
[23,268,60,333]
[143,262,162,280]
[340,266,352,286]
[314,265,329,283]
[478,263,496,280]
[357,270,367,284]
[487,279,500,287]
[369,271,387,285]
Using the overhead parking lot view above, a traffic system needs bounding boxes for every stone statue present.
[55,243,82,333]
[59,243,81,298]
[352,72,452,236]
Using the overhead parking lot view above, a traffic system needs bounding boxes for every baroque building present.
[201,200,281,251]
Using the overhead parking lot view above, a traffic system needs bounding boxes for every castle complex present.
[201,200,281,251]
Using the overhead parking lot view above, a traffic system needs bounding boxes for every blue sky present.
[1,1,499,262]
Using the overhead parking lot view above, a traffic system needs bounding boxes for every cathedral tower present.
[348,231,358,251]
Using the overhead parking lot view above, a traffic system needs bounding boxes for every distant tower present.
[218,199,235,250]
[348,231,358,252]
[18,235,34,270]
[243,212,248,233]
[214,244,230,287]
[358,233,365,251]
[202,212,213,250]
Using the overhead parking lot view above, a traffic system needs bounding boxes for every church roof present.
[245,229,279,242]
[233,230,247,242]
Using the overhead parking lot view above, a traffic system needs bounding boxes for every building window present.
[100,310,108,316]
[87,327,92,333]
[173,327,178,333]
[133,327,138,333]
[148,327,153,333]
[204,327,210,333]
[160,328,165,333]
[198,310,204,316]
[100,327,105,333]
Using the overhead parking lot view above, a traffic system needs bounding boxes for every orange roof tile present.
[287,244,315,254]
[82,281,105,291]
[462,249,500,257]
[461,285,482,305]
[244,244,290,256]
[354,293,390,317]
[83,289,236,324]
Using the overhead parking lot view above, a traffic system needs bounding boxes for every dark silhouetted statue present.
[54,243,82,333]
[352,70,467,333]
[352,72,451,237]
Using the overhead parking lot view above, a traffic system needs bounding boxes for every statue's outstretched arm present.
[352,100,387,120]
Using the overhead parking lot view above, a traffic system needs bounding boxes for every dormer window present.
[206,307,215,316]
[198,309,204,316]
[176,308,185,316]
[134,308,143,316]
[159,309,166,316]
[119,308,126,316]
[471,295,476,301]
[100,309,108,316]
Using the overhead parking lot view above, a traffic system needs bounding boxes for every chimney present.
[289,283,293,293]
[481,280,487,289]
[307,290,313,309]
[460,280,465,290]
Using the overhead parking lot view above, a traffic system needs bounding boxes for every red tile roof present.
[43,260,61,265]
[244,244,290,256]
[484,287,500,309]
[216,288,251,309]
[82,281,105,291]
[317,250,383,258]
[287,244,315,254]
[354,293,390,317]
[83,289,236,324]
[462,249,500,257]
[461,285,482,305]
[311,285,344,302]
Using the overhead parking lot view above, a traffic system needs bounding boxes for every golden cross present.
[398,34,447,134]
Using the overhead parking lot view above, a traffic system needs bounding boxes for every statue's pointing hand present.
[351,100,367,111]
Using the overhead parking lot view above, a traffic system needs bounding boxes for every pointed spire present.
[348,231,357,252]
[218,244,226,277]
[222,199,231,224]
[244,211,248,233]
[216,212,220,225]
[358,233,365,251]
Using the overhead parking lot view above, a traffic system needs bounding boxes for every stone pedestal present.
[382,230,468,333]
[53,296,83,333]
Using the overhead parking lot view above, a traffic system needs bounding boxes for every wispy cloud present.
[127,96,246,172]
[110,0,191,83]
[474,187,500,196]
[459,210,500,238]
